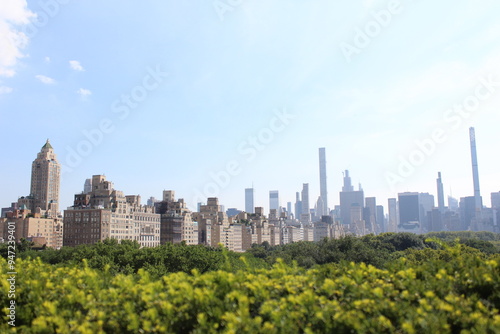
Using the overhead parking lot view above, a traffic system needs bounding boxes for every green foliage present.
[3,240,267,279]
[0,239,35,258]
[2,245,500,333]
[246,232,500,269]
[2,232,498,278]
[426,231,500,242]
[247,233,422,269]
[374,232,426,251]
[460,239,498,254]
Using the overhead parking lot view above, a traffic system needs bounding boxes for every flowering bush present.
[1,244,499,333]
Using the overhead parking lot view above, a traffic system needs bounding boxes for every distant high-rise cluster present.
[1,128,498,249]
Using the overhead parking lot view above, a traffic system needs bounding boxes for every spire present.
[42,139,53,150]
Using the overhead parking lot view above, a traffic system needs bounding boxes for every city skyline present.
[1,1,500,215]
[2,135,499,249]
[2,131,498,217]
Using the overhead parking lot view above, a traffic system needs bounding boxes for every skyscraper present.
[269,190,280,214]
[491,192,500,231]
[437,172,445,213]
[448,196,459,211]
[350,204,365,235]
[491,192,500,209]
[398,192,419,224]
[147,197,157,207]
[301,184,310,213]
[295,192,302,220]
[364,197,377,234]
[459,196,477,230]
[315,196,325,221]
[376,205,385,233]
[84,179,92,194]
[469,127,482,214]
[342,170,354,192]
[387,198,398,232]
[419,192,435,232]
[29,139,61,217]
[301,183,310,223]
[318,147,328,216]
[245,188,254,213]
[339,170,364,226]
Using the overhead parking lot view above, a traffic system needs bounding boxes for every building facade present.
[193,197,229,247]
[0,207,63,248]
[156,191,198,245]
[63,175,160,247]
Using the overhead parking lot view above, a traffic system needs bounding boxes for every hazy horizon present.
[1,0,500,214]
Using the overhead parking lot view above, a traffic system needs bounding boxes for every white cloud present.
[77,88,92,97]
[0,0,35,77]
[35,74,55,84]
[44,56,50,63]
[69,60,84,71]
[0,86,13,94]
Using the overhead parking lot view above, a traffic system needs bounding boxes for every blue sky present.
[1,0,500,214]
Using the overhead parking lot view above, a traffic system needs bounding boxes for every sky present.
[1,0,500,215]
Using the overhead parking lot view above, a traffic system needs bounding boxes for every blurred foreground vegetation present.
[1,231,500,333]
[3,231,498,277]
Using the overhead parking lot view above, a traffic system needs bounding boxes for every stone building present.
[63,175,160,247]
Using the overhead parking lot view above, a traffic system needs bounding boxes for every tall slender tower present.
[245,188,254,213]
[294,192,302,220]
[318,147,328,216]
[469,127,482,213]
[301,184,310,213]
[301,183,310,223]
[30,139,61,216]
[387,198,398,232]
[436,172,445,213]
